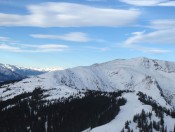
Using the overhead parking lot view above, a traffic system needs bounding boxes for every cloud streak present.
[0,41,69,53]
[121,19,175,54]
[30,32,91,42]
[149,19,175,29]
[125,29,175,45]
[0,36,10,41]
[0,2,140,27]
[121,29,173,54]
[122,44,171,54]
[86,46,110,52]
[119,0,175,6]
[0,44,21,52]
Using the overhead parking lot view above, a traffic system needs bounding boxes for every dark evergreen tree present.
[125,120,129,129]
[0,89,127,132]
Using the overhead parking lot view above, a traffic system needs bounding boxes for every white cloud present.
[23,44,69,52]
[150,19,175,29]
[86,46,110,51]
[122,44,171,54]
[0,36,10,41]
[0,43,69,53]
[0,35,69,53]
[125,29,175,45]
[86,0,107,1]
[125,19,175,45]
[145,49,170,54]
[124,31,145,45]
[30,32,91,42]
[122,19,175,54]
[38,44,68,49]
[0,36,69,53]
[122,29,174,53]
[158,1,175,6]
[0,2,140,27]
[0,44,21,52]
[119,0,175,6]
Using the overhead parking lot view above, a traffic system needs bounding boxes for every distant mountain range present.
[0,63,60,82]
[0,57,175,132]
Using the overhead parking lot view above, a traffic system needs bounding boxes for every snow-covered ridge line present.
[4,64,62,72]
[0,63,63,82]
[1,57,175,107]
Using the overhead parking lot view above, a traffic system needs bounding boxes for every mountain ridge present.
[0,63,62,82]
[1,57,175,105]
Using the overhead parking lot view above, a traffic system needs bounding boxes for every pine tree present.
[133,114,138,122]
[149,112,152,119]
[149,121,153,131]
[125,120,129,129]
[160,116,164,126]
[138,118,142,128]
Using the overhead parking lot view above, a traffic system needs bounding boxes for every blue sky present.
[0,0,175,68]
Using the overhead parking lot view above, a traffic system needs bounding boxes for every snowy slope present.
[90,92,175,132]
[0,57,175,131]
[2,57,174,105]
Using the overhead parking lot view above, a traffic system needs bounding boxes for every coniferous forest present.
[0,88,126,132]
[121,92,175,132]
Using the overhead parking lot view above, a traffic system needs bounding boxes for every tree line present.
[0,88,127,132]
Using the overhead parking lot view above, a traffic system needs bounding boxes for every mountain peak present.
[0,63,50,82]
[130,56,150,61]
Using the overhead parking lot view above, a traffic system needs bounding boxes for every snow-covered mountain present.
[0,63,24,82]
[0,57,175,131]
[0,63,60,82]
[4,64,49,76]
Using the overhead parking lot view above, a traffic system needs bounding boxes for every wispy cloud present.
[0,44,69,53]
[119,0,175,6]
[124,29,175,45]
[0,38,69,53]
[149,19,175,29]
[0,36,10,41]
[121,19,175,54]
[121,29,173,54]
[0,2,140,27]
[122,44,171,54]
[86,0,107,2]
[86,46,110,52]
[30,32,91,42]
[124,19,175,45]
[0,44,21,52]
